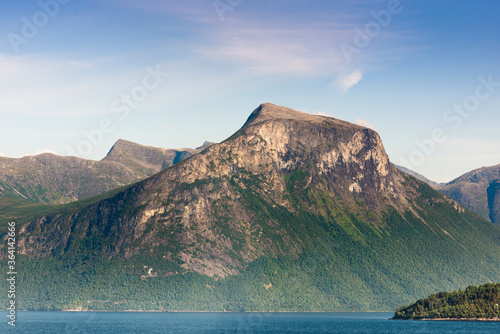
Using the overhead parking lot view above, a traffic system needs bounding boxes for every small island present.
[393,283,500,321]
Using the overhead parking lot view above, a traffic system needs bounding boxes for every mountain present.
[395,164,500,225]
[437,164,500,224]
[0,153,146,204]
[4,103,500,312]
[394,282,500,320]
[394,164,441,188]
[102,139,213,177]
[0,140,210,205]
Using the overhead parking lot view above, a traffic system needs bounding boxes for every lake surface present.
[1,311,499,333]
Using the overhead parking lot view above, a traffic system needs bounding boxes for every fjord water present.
[1,312,499,333]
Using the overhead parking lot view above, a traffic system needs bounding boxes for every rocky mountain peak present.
[240,104,402,205]
[242,103,365,130]
[150,103,406,225]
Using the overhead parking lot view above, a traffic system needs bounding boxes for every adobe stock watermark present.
[340,0,412,64]
[65,65,169,157]
[399,75,499,169]
[213,0,243,21]
[6,222,17,327]
[7,0,71,53]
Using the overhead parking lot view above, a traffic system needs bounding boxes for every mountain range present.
[395,164,500,225]
[0,139,211,204]
[437,165,500,225]
[1,103,500,312]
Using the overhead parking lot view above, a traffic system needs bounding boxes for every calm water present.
[1,312,499,333]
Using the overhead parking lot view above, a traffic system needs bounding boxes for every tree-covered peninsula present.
[393,283,500,320]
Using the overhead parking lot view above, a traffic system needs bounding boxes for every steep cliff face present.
[18,104,470,278]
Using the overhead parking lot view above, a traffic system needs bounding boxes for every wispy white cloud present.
[31,149,58,156]
[336,69,363,93]
[197,24,352,76]
[314,111,334,117]
[96,0,421,80]
[314,111,335,118]
[95,0,215,23]
[355,117,375,129]
[301,109,336,118]
[102,1,361,77]
[0,54,169,117]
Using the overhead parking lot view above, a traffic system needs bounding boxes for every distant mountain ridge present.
[102,139,213,177]
[438,164,500,224]
[396,164,500,224]
[394,164,442,188]
[0,140,212,204]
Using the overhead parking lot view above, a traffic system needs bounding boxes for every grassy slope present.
[0,195,53,234]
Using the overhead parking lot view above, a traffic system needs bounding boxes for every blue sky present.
[0,0,499,182]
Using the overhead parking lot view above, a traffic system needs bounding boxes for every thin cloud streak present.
[30,149,58,156]
[0,54,170,117]
[336,69,363,93]
[355,117,375,129]
[94,0,422,79]
[196,24,352,76]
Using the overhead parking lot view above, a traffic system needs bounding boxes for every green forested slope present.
[2,175,500,311]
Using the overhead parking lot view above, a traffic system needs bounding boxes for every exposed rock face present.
[234,104,406,210]
[0,140,210,204]
[18,103,467,279]
[438,164,500,224]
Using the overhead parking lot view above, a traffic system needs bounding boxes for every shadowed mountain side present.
[488,180,500,224]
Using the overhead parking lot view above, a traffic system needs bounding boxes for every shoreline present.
[4,310,393,314]
[394,317,500,322]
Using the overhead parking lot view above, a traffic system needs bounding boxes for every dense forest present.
[393,283,500,320]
